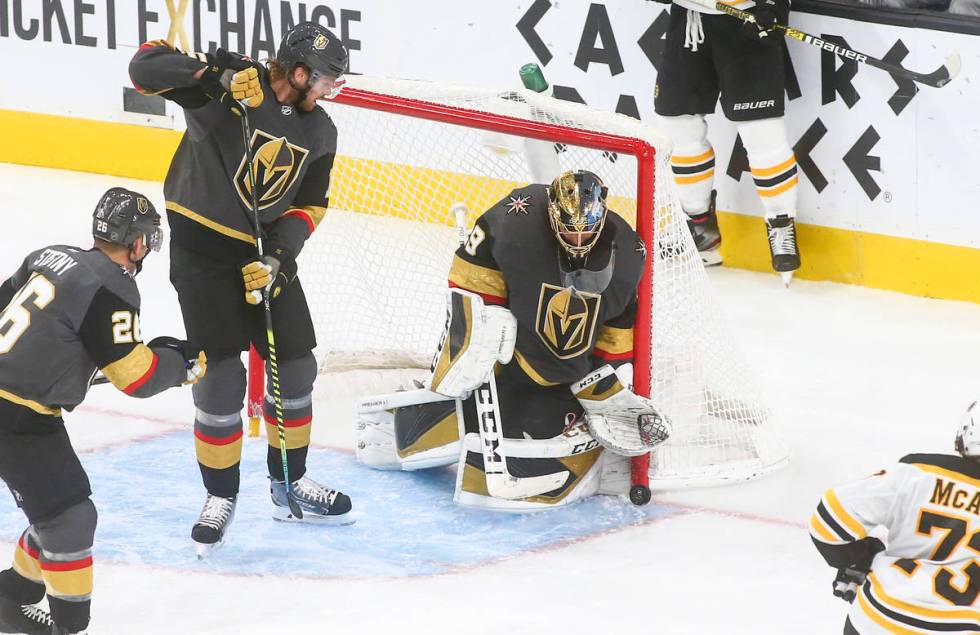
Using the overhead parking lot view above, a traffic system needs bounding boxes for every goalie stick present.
[689,0,961,88]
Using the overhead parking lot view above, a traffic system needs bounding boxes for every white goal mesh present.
[296,75,789,488]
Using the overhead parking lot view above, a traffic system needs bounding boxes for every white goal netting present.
[298,75,789,488]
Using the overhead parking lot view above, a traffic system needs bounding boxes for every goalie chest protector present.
[480,184,645,386]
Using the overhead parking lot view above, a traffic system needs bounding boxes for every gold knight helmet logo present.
[313,34,329,50]
[535,284,601,359]
[234,130,310,210]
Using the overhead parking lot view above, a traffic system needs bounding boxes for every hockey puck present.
[629,484,652,506]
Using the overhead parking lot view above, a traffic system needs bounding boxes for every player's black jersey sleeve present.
[79,287,186,397]
[129,40,210,108]
[446,216,508,306]
[266,151,336,263]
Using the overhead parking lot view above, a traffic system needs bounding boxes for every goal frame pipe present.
[246,86,658,490]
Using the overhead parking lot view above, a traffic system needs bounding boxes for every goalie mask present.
[955,399,980,459]
[548,170,609,258]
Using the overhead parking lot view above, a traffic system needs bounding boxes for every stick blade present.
[922,50,961,88]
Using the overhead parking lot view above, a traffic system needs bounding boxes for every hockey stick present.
[474,373,570,500]
[238,106,304,520]
[691,0,961,88]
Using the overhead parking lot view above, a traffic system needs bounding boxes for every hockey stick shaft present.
[239,107,303,520]
[695,1,959,88]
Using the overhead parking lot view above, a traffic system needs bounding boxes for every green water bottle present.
[520,63,550,94]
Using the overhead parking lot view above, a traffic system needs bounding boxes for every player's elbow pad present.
[427,288,517,398]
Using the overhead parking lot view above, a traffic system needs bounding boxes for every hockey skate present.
[0,597,52,635]
[765,215,800,286]
[687,191,721,267]
[270,476,354,524]
[191,494,237,559]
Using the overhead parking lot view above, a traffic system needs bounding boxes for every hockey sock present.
[658,114,715,215]
[192,357,246,498]
[0,530,45,605]
[264,354,315,482]
[737,117,798,218]
[34,500,96,633]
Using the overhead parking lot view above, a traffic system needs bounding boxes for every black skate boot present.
[270,476,354,525]
[765,214,800,285]
[687,190,721,267]
[191,494,237,559]
[0,597,52,635]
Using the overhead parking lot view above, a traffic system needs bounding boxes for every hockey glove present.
[741,0,784,43]
[198,49,263,115]
[571,364,671,456]
[146,336,208,385]
[833,567,867,603]
[241,256,297,305]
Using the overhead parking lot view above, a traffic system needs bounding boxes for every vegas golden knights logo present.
[535,284,601,359]
[234,130,310,211]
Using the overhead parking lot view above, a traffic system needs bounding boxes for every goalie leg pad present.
[357,391,460,471]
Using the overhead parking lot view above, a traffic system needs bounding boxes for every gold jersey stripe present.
[195,436,244,470]
[102,345,156,391]
[671,149,715,165]
[856,591,922,635]
[751,155,797,177]
[264,421,311,450]
[513,350,560,387]
[0,389,60,416]
[167,201,257,245]
[808,513,839,544]
[42,567,93,600]
[595,325,633,355]
[912,462,980,489]
[299,205,327,229]
[824,489,867,539]
[869,572,980,622]
[448,256,508,301]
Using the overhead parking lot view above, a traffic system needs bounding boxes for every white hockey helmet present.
[954,399,980,458]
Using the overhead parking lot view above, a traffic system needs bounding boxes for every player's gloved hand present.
[742,0,782,43]
[832,567,867,603]
[198,48,263,115]
[241,256,296,304]
[146,336,208,385]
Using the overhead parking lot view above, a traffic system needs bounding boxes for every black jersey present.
[129,41,337,263]
[0,246,188,414]
[448,184,645,386]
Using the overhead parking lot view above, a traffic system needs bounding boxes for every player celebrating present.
[649,0,801,282]
[0,188,206,635]
[128,22,353,557]
[356,170,671,512]
[810,401,980,634]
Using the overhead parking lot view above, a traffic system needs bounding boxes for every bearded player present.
[356,170,671,512]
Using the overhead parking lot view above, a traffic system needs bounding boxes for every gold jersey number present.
[0,274,56,354]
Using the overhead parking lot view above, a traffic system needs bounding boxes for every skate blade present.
[195,539,224,560]
[272,506,357,525]
[700,250,722,268]
[779,271,795,287]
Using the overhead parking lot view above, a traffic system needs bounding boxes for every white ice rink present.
[1,162,979,634]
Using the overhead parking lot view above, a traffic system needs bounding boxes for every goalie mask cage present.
[249,75,790,489]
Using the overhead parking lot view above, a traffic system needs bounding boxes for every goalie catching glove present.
[427,288,517,398]
[571,364,671,456]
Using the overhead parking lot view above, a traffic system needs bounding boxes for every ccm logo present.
[733,100,775,111]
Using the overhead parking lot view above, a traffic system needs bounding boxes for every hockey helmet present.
[547,170,609,258]
[92,187,162,253]
[955,399,980,459]
[277,23,348,98]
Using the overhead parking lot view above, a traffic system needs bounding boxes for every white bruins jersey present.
[810,454,979,634]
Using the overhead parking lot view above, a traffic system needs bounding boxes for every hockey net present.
[265,75,790,489]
